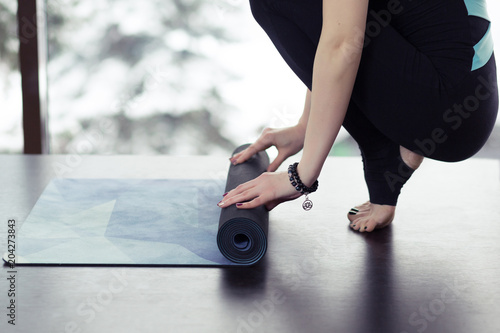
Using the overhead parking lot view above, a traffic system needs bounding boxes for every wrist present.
[288,162,318,192]
[296,161,319,188]
[288,162,318,211]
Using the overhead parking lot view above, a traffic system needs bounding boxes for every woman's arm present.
[220,0,369,210]
[297,0,368,186]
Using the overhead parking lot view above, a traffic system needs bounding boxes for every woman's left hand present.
[218,171,301,211]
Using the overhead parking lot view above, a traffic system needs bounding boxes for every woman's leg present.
[249,0,498,219]
[343,100,416,206]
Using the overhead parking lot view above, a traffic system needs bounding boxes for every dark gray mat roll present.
[217,144,270,265]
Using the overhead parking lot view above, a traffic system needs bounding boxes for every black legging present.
[250,0,498,205]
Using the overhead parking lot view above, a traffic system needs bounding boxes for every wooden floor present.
[1,154,499,333]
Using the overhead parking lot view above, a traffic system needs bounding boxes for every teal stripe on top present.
[464,0,494,71]
[464,0,490,20]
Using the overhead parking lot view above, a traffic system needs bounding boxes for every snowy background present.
[1,0,499,156]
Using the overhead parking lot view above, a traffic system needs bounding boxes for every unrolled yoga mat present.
[3,145,269,266]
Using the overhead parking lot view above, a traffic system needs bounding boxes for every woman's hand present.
[218,171,301,211]
[230,124,306,172]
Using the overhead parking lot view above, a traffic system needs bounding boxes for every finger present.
[233,144,269,165]
[267,152,287,172]
[218,185,258,208]
[235,195,267,210]
[229,149,248,162]
[231,132,274,165]
[227,180,257,197]
[229,147,253,165]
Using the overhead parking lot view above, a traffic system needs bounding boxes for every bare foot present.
[347,201,396,232]
[347,146,423,233]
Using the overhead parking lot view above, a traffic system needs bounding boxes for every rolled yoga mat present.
[3,144,270,266]
[217,144,270,265]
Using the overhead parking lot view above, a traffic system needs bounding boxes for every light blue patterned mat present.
[6,178,236,266]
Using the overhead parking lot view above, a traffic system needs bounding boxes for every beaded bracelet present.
[288,162,319,211]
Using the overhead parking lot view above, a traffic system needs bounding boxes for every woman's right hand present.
[230,124,306,172]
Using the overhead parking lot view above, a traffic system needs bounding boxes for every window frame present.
[18,0,49,154]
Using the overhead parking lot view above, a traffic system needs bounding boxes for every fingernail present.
[217,201,224,207]
[349,211,358,215]
[231,159,238,165]
[223,192,228,197]
[236,203,243,207]
[351,208,359,212]
[364,226,368,230]
[352,225,356,228]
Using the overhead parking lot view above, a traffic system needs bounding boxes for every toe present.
[358,222,368,233]
[363,219,378,232]
[350,217,363,231]
[357,218,372,233]
[350,216,376,233]
[349,217,357,230]
[347,207,359,222]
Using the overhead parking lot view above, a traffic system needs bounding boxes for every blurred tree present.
[0,1,22,153]
[43,0,242,154]
[0,1,19,71]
